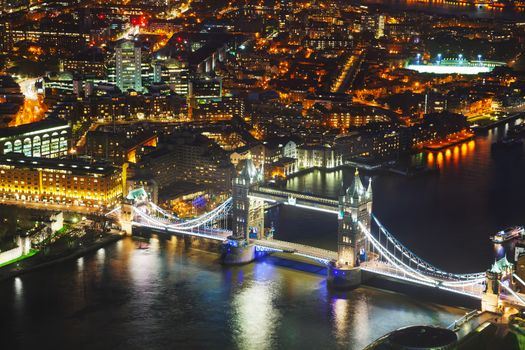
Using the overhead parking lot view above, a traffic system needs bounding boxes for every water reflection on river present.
[356,0,525,20]
[0,237,465,350]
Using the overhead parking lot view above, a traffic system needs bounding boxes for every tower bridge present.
[108,160,525,312]
[248,186,339,214]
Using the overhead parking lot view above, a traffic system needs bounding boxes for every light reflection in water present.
[14,276,23,297]
[13,276,24,311]
[232,280,280,350]
[468,140,475,152]
[452,146,459,166]
[436,152,443,168]
[0,237,468,349]
[96,248,105,263]
[129,236,159,290]
[351,295,371,344]
[331,297,350,345]
[426,139,475,169]
[461,143,467,157]
[427,152,434,167]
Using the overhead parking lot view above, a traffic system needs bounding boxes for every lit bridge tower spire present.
[223,159,263,264]
[329,169,372,288]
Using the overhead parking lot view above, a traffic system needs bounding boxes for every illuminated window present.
[14,140,22,153]
[3,142,12,154]
[23,138,32,157]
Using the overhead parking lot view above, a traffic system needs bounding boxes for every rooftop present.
[0,118,69,140]
[0,154,118,176]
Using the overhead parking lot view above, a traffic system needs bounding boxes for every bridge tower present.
[328,169,372,289]
[223,159,264,264]
[482,256,514,312]
[119,199,134,235]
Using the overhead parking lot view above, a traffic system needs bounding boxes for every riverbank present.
[0,233,122,281]
[422,132,475,151]
[472,112,524,131]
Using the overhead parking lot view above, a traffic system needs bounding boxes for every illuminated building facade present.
[5,28,90,53]
[60,56,106,78]
[192,97,244,121]
[85,130,157,164]
[327,110,391,129]
[0,118,70,158]
[0,155,123,208]
[190,78,222,102]
[296,145,343,170]
[335,130,401,160]
[136,133,235,191]
[338,170,372,267]
[115,39,143,92]
[153,58,190,96]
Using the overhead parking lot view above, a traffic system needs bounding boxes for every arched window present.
[50,132,59,156]
[42,134,50,155]
[14,140,22,153]
[3,142,12,154]
[33,136,41,157]
[59,137,68,153]
[50,137,59,155]
[23,138,32,157]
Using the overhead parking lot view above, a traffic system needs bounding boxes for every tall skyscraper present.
[115,39,142,92]
[375,15,385,39]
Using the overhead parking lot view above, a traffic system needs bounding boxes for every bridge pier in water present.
[223,160,373,290]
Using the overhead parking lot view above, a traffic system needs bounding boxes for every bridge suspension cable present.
[132,198,232,238]
[372,215,485,281]
[149,202,179,220]
[359,220,485,296]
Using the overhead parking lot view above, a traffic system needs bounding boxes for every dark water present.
[357,0,525,20]
[0,238,465,350]
[283,120,524,274]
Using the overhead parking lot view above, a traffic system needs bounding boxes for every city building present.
[115,39,143,92]
[85,130,157,164]
[0,118,70,158]
[0,154,124,207]
[296,145,343,170]
[135,132,235,191]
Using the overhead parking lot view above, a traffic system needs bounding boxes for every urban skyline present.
[1,0,525,349]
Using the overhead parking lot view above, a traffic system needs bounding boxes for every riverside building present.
[0,155,124,208]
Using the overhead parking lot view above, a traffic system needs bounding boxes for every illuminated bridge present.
[108,161,525,311]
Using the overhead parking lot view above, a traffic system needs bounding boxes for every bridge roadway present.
[249,186,339,213]
[360,260,485,298]
[252,238,338,263]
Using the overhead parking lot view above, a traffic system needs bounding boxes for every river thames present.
[0,237,466,350]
